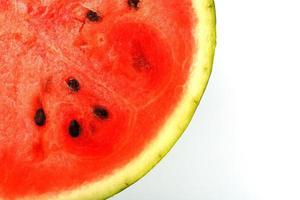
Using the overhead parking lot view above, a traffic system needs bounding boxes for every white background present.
[113,0,300,199]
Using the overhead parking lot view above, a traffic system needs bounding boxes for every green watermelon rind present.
[19,0,216,199]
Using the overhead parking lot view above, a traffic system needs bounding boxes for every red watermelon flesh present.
[0,0,195,198]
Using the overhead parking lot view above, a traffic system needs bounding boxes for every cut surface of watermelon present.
[0,0,216,199]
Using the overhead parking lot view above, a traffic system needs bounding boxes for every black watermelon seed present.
[69,120,81,138]
[34,108,46,126]
[93,106,109,120]
[67,78,80,92]
[86,10,101,22]
[128,0,140,9]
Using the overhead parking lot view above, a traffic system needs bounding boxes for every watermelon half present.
[0,0,216,199]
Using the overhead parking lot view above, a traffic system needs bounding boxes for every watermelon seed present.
[93,106,109,120]
[86,10,101,22]
[69,120,81,138]
[128,0,140,9]
[67,78,80,92]
[34,108,46,126]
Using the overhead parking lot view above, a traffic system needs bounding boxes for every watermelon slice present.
[0,0,216,199]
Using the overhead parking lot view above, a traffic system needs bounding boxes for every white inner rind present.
[19,0,216,199]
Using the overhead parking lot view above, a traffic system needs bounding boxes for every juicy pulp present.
[0,0,199,199]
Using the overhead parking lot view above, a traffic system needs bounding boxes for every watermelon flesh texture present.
[0,0,195,198]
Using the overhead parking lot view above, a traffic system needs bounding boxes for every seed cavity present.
[67,78,80,92]
[34,108,46,126]
[132,42,150,71]
[128,0,140,9]
[93,106,109,120]
[86,10,101,22]
[69,120,81,138]
[132,52,150,72]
